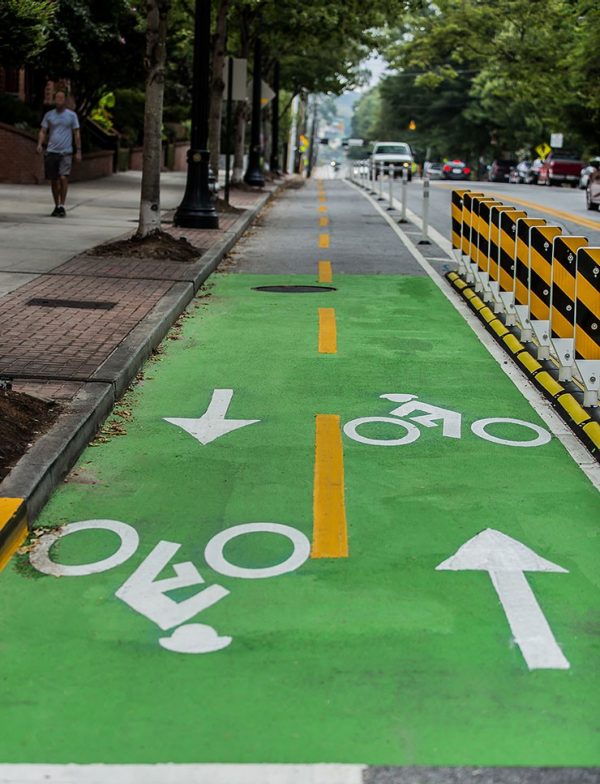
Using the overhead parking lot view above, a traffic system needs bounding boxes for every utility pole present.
[306,96,318,179]
[174,0,219,229]
[244,17,265,187]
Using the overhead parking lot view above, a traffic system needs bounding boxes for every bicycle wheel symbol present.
[343,416,421,446]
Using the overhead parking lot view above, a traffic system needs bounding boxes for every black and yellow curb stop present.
[0,498,28,572]
[446,271,600,459]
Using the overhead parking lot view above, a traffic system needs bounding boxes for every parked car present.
[371,142,414,180]
[441,160,471,180]
[423,161,443,179]
[586,167,600,211]
[537,151,585,187]
[579,158,600,189]
[509,160,533,184]
[489,159,517,182]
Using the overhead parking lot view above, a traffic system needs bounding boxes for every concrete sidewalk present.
[0,172,190,296]
[0,170,283,518]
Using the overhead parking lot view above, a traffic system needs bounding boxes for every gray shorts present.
[44,153,73,180]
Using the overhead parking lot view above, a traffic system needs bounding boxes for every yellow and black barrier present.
[449,189,600,457]
[0,498,28,572]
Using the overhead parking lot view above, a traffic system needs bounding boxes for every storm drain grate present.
[252,285,337,293]
[27,298,116,310]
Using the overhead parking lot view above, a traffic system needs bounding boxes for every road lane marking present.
[453,187,600,232]
[319,233,330,249]
[319,205,328,213]
[318,260,333,283]
[318,194,327,202]
[318,307,337,354]
[0,764,366,783]
[320,216,329,227]
[311,414,348,558]
[0,498,27,572]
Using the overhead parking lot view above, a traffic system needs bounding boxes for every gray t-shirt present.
[42,108,80,154]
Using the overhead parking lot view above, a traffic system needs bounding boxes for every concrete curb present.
[0,185,281,527]
[446,271,600,460]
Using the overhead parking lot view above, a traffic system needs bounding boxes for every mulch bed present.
[0,390,61,482]
[87,231,201,261]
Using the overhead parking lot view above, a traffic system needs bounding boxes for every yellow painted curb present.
[489,319,509,338]
[479,306,496,324]
[582,421,600,449]
[0,498,28,572]
[517,352,543,374]
[503,334,525,354]
[535,371,565,398]
[557,394,592,426]
[469,295,485,311]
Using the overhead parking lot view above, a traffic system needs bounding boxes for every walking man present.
[37,90,82,217]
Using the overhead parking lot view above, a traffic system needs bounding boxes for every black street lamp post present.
[244,27,265,187]
[174,0,219,228]
[269,60,281,176]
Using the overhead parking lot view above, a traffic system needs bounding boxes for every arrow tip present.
[436,529,568,573]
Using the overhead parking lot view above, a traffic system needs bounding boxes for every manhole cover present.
[27,298,116,310]
[252,285,337,293]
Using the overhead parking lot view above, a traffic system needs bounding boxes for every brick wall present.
[0,123,113,184]
[0,122,44,183]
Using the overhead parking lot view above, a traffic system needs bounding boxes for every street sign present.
[550,133,564,148]
[222,57,247,102]
[535,142,552,159]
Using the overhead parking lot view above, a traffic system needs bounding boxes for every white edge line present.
[346,179,600,491]
[0,764,367,784]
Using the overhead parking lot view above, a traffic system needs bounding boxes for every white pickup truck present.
[371,142,414,181]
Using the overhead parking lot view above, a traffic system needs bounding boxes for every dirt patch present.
[214,197,245,214]
[87,231,201,262]
[0,390,61,482]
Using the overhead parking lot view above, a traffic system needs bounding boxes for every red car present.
[537,151,584,187]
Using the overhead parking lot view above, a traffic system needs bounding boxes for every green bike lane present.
[1,180,599,777]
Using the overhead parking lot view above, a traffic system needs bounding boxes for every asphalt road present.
[390,177,600,247]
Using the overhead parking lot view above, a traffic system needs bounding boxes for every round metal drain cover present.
[252,285,337,293]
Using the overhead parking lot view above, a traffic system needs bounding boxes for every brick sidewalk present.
[2,185,276,402]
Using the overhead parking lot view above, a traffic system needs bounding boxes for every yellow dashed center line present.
[319,205,327,213]
[311,414,348,558]
[318,307,337,353]
[319,216,329,227]
[318,260,333,283]
[319,233,330,249]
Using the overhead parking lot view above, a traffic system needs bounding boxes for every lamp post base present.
[174,148,219,229]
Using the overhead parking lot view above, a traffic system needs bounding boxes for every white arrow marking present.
[436,528,570,670]
[164,388,260,445]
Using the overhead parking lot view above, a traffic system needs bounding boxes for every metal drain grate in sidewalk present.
[27,298,116,310]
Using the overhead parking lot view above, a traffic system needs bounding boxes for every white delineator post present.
[399,166,408,223]
[378,162,384,200]
[436,528,570,671]
[419,177,431,244]
[387,164,395,209]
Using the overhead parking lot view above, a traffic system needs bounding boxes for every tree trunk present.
[208,0,229,177]
[232,99,248,183]
[136,0,169,239]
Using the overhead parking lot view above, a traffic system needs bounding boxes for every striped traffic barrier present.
[460,192,484,276]
[512,217,547,338]
[451,189,470,258]
[526,225,562,359]
[574,247,600,407]
[496,210,527,325]
[487,205,520,309]
[467,195,497,283]
[549,236,587,381]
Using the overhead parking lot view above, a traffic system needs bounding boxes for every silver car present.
[579,158,600,189]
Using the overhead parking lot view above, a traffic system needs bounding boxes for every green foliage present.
[34,0,146,117]
[89,92,116,131]
[0,0,55,65]
[351,87,382,141]
[370,0,600,162]
[112,88,146,146]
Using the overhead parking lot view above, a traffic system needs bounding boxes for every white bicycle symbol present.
[344,394,551,448]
